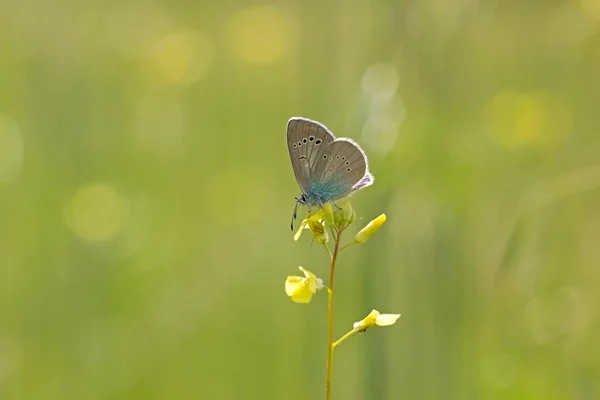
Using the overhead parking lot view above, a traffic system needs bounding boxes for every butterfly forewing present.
[287,118,335,193]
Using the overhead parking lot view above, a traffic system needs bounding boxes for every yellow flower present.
[354,214,387,244]
[284,266,324,303]
[293,210,328,243]
[353,309,401,333]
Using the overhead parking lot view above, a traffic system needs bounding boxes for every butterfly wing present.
[310,138,374,201]
[287,117,335,193]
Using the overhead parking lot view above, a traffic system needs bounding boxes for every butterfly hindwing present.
[312,138,372,199]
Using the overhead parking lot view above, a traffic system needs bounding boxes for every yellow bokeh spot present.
[227,6,294,64]
[0,114,23,183]
[65,183,128,242]
[151,30,214,85]
[581,0,600,21]
[484,89,571,150]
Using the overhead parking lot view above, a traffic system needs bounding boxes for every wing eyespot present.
[345,161,349,165]
[309,136,315,141]
[303,138,307,143]
[298,142,302,147]
[315,139,322,145]
[347,168,351,171]
[323,155,327,159]
[293,143,297,148]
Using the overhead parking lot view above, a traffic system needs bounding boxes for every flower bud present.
[334,208,343,227]
[341,201,353,225]
[353,309,401,332]
[354,214,387,243]
[323,202,335,227]
[349,210,356,224]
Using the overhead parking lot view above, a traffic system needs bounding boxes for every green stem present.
[333,329,357,348]
[339,240,358,252]
[326,229,341,400]
[322,243,333,260]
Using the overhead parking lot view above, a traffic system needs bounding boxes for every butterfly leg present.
[291,200,301,231]
[291,195,308,231]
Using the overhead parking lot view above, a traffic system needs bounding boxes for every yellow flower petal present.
[284,276,305,297]
[295,210,327,244]
[284,275,313,303]
[354,214,387,244]
[353,309,400,332]
[307,219,328,244]
[353,309,380,332]
[293,219,309,241]
[284,267,323,304]
[375,313,401,326]
[299,266,317,293]
[290,288,314,303]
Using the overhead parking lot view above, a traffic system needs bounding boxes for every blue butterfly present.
[287,117,374,229]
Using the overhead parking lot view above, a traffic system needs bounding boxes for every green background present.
[1,1,600,399]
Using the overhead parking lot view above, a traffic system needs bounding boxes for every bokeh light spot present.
[361,63,400,99]
[0,114,24,184]
[484,89,572,150]
[227,6,294,65]
[64,183,129,242]
[581,0,600,21]
[524,287,590,345]
[151,30,214,85]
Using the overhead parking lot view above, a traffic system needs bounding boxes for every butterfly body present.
[303,179,350,206]
[287,117,373,229]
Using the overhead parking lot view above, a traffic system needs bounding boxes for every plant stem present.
[322,243,333,260]
[333,329,357,348]
[326,229,341,400]
[339,240,358,252]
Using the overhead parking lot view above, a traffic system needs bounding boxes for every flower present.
[352,309,401,333]
[284,266,324,303]
[294,210,328,244]
[354,214,387,244]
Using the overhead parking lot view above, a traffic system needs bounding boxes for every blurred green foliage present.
[1,0,600,399]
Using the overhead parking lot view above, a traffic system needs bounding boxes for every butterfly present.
[287,117,374,230]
